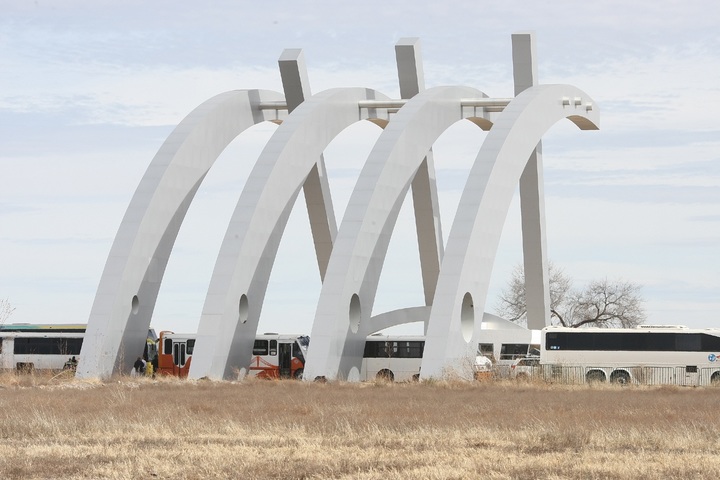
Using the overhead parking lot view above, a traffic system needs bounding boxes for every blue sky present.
[1,1,719,334]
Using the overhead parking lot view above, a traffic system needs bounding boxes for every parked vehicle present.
[540,325,720,386]
[156,331,309,379]
[0,323,157,372]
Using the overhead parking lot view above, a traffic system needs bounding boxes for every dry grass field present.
[1,373,720,479]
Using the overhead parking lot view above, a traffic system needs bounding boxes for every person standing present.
[133,356,145,375]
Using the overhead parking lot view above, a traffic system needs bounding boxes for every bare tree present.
[0,298,15,325]
[557,279,646,328]
[495,264,646,328]
[495,262,572,323]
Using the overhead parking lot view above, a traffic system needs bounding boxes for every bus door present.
[683,365,699,386]
[172,342,187,377]
[278,341,292,378]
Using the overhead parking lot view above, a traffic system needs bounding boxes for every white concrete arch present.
[420,84,600,379]
[368,307,520,335]
[188,87,393,380]
[369,307,431,332]
[303,86,491,381]
[76,89,285,379]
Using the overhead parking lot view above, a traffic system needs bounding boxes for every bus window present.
[171,343,187,368]
[397,341,423,358]
[292,342,305,363]
[297,335,310,349]
[363,340,392,358]
[253,340,268,356]
[363,341,379,358]
[676,334,701,351]
[478,343,493,357]
[269,340,277,356]
[547,331,718,352]
[164,337,172,355]
[13,337,82,355]
[500,343,529,360]
[186,339,195,355]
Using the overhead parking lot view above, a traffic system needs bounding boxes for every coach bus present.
[0,323,157,373]
[156,331,309,379]
[540,325,720,386]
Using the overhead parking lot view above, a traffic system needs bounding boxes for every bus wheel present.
[610,370,630,385]
[376,369,394,382]
[412,374,420,382]
[711,372,720,385]
[586,370,606,383]
[293,368,304,380]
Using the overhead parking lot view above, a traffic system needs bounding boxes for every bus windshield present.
[296,335,310,353]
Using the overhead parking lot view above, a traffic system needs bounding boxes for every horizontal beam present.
[259,98,516,113]
[258,101,288,110]
[259,96,594,120]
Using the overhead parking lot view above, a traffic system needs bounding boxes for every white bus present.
[0,324,85,371]
[540,325,720,386]
[362,326,540,382]
[0,324,158,373]
[362,334,425,382]
[0,331,84,371]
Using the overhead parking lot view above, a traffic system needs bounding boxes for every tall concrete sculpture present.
[79,33,599,381]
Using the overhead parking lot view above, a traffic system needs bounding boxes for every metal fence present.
[497,364,720,387]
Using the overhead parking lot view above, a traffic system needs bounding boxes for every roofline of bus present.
[542,325,720,333]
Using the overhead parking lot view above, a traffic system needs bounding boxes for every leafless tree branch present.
[0,298,15,326]
[495,265,646,328]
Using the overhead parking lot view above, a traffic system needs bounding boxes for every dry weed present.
[0,375,719,479]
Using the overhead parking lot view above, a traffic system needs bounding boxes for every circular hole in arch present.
[349,293,361,334]
[238,294,249,324]
[461,292,474,343]
[131,295,139,315]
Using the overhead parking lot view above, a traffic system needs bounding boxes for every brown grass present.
[1,373,719,479]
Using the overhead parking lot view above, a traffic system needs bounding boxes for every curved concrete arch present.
[420,84,600,379]
[369,306,431,333]
[370,305,526,335]
[367,307,508,334]
[77,89,285,379]
[188,87,393,380]
[303,86,491,381]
